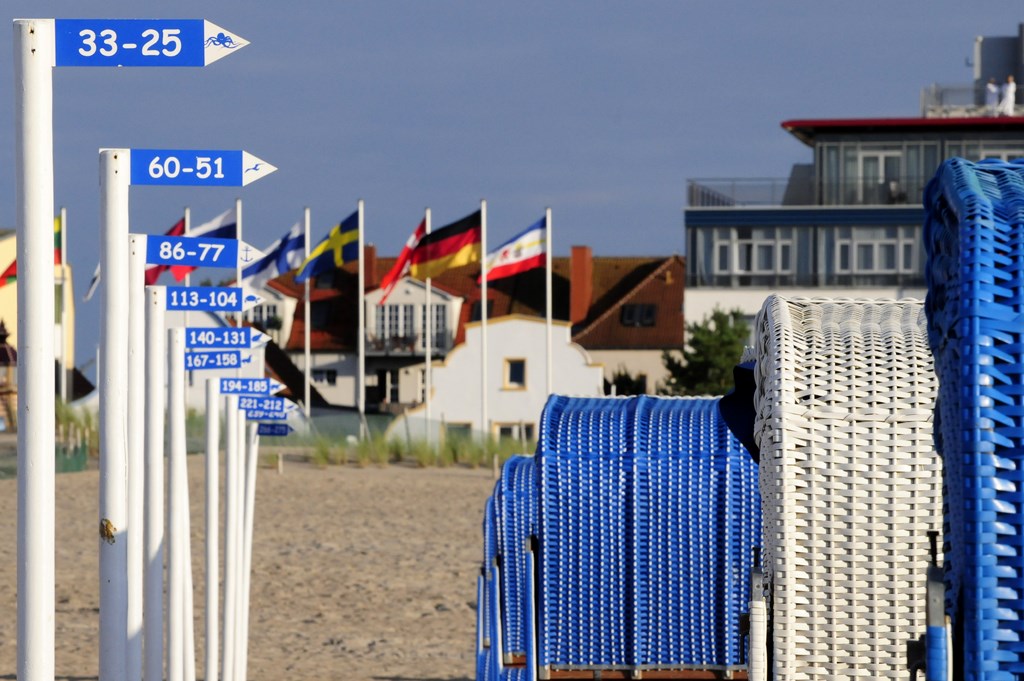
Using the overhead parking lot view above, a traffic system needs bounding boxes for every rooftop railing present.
[687,177,926,208]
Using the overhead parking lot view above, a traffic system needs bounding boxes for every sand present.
[0,454,496,681]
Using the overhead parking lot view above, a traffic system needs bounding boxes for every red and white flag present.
[483,217,546,282]
[378,218,427,304]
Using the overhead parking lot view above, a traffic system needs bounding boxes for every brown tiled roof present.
[275,253,684,352]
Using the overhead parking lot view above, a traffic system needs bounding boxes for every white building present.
[386,315,604,443]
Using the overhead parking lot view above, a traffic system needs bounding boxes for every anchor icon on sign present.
[240,245,255,263]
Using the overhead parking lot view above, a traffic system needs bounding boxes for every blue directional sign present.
[185,350,248,371]
[166,286,261,312]
[130,149,276,187]
[55,19,247,67]
[220,377,285,396]
[185,327,268,349]
[238,396,291,413]
[242,409,292,421]
[257,423,293,437]
[147,235,238,268]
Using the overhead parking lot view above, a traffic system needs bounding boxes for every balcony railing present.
[365,332,453,356]
[687,177,926,208]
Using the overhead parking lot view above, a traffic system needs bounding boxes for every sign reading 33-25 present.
[54,19,248,67]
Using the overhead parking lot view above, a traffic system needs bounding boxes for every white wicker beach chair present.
[751,295,942,681]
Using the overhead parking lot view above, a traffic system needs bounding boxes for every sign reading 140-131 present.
[55,19,248,67]
[130,149,276,187]
[185,327,268,349]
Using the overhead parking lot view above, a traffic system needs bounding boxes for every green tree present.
[659,307,750,396]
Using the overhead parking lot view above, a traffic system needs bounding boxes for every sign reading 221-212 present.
[54,19,248,67]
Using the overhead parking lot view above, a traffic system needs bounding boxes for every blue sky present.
[1,2,1022,366]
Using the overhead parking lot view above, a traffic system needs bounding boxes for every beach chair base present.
[539,667,748,680]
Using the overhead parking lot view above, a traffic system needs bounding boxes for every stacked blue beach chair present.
[476,394,761,680]
[924,157,1024,681]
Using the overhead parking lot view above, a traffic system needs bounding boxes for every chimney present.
[364,244,377,288]
[570,245,592,325]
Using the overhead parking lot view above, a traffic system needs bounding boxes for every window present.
[312,369,337,386]
[470,299,494,322]
[620,304,657,327]
[504,358,526,389]
[713,227,793,275]
[420,303,449,350]
[310,301,332,330]
[833,225,920,276]
[495,422,535,442]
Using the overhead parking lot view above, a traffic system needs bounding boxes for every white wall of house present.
[685,286,927,336]
[289,351,358,407]
[586,349,667,393]
[386,315,603,443]
[249,287,297,348]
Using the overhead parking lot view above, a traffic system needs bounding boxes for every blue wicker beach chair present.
[750,295,942,681]
[531,394,760,679]
[924,157,1024,681]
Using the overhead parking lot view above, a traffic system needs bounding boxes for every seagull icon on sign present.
[245,163,263,174]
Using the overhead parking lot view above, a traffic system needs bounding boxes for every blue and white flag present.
[241,222,305,291]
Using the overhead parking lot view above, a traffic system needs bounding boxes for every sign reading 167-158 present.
[54,19,248,67]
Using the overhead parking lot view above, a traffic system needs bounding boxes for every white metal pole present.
[127,234,146,681]
[100,147,131,681]
[222,395,239,681]
[144,286,166,681]
[59,205,68,404]
[303,208,311,419]
[205,379,220,681]
[424,209,432,448]
[166,328,186,681]
[234,198,243,311]
[358,200,366,439]
[182,472,196,681]
[233,414,246,681]
[14,19,56,681]
[239,422,260,681]
[480,200,489,449]
[545,208,553,397]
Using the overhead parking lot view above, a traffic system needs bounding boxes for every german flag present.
[409,210,482,280]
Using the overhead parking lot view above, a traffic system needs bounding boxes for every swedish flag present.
[294,210,359,283]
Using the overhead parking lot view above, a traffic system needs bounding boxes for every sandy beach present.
[0,454,495,681]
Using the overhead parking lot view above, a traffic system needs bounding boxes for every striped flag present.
[484,217,545,282]
[241,222,305,291]
[409,210,481,281]
[378,219,426,304]
[170,207,237,281]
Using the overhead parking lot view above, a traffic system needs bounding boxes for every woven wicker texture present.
[924,157,1024,681]
[751,295,942,681]
[536,394,760,670]
[495,456,539,658]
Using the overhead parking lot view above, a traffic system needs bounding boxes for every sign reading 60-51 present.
[129,149,276,187]
[54,19,248,67]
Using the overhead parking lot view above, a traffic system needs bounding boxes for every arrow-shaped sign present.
[184,350,246,371]
[166,286,263,312]
[128,149,276,187]
[220,377,285,396]
[257,423,293,437]
[185,326,268,349]
[238,396,293,413]
[144,234,265,270]
[241,409,293,421]
[55,19,248,67]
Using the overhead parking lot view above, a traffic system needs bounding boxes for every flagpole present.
[545,207,553,397]
[480,200,489,471]
[235,199,243,326]
[357,200,366,440]
[303,208,311,421]
[424,208,432,450]
[59,206,67,404]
